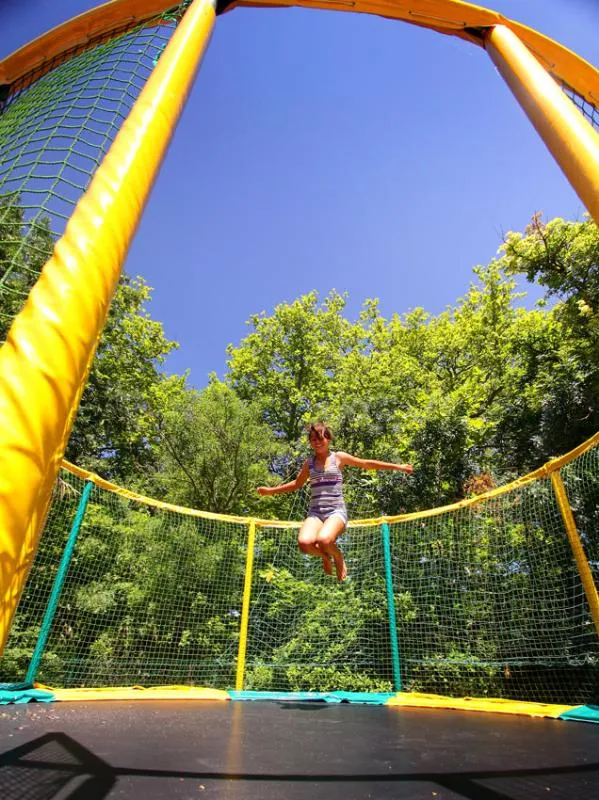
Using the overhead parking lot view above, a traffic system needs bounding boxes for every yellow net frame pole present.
[236,520,257,691]
[551,471,599,638]
[484,25,599,226]
[0,0,217,654]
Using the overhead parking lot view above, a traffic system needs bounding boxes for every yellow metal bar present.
[0,0,217,654]
[485,25,599,226]
[57,430,599,530]
[551,471,599,638]
[236,520,257,691]
[61,460,302,527]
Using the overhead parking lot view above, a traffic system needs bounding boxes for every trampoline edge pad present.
[43,685,231,702]
[386,691,574,718]
[559,705,599,724]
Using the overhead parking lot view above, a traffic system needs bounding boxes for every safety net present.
[1,437,598,706]
[0,3,188,342]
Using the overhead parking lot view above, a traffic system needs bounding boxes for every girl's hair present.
[307,422,332,442]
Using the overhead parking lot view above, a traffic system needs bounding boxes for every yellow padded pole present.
[236,520,257,691]
[485,25,599,226]
[0,0,217,654]
[551,472,599,638]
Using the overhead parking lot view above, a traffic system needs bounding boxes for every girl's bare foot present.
[334,554,347,581]
[322,556,333,575]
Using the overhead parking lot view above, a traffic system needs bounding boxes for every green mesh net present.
[244,520,396,693]
[0,5,188,341]
[562,445,599,586]
[559,81,599,132]
[2,443,598,705]
[2,470,247,688]
[389,479,598,704]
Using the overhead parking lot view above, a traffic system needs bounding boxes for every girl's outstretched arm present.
[336,452,413,474]
[257,460,310,496]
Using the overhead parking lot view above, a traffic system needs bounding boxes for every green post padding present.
[25,480,94,684]
[0,681,33,691]
[229,690,394,704]
[0,685,55,704]
[382,522,402,691]
[559,705,599,723]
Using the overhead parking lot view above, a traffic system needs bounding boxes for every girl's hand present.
[257,486,271,496]
[398,464,414,474]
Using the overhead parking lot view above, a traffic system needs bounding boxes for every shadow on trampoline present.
[277,701,334,711]
[1,730,598,800]
[0,732,116,800]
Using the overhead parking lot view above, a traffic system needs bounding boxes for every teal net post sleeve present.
[25,479,94,684]
[382,521,401,691]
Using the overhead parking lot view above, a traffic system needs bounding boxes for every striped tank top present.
[308,452,347,519]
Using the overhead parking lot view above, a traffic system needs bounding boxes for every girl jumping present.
[257,422,413,581]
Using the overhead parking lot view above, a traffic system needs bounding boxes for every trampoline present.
[2,699,599,800]
[2,3,599,800]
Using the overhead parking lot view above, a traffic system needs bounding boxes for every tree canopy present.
[1,195,597,510]
[1,202,598,702]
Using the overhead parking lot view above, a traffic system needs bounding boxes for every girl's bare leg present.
[316,516,347,581]
[298,517,332,574]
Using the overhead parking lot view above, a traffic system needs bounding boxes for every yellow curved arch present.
[1,0,598,109]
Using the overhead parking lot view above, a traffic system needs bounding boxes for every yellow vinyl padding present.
[386,691,573,718]
[39,684,231,702]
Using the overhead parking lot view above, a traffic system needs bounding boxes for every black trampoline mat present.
[1,700,598,799]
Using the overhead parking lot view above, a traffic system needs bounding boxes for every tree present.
[501,213,599,357]
[0,195,179,483]
[65,275,179,481]
[0,194,55,341]
[151,379,281,515]
[499,214,599,459]
[226,290,358,444]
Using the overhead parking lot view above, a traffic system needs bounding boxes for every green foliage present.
[229,256,598,513]
[0,478,248,688]
[407,649,504,698]
[499,214,599,462]
[149,379,281,514]
[226,290,358,444]
[2,202,599,703]
[502,213,599,354]
[0,193,55,340]
[0,192,180,483]
[244,565,393,693]
[66,274,179,481]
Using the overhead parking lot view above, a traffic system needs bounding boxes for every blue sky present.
[4,1,599,387]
